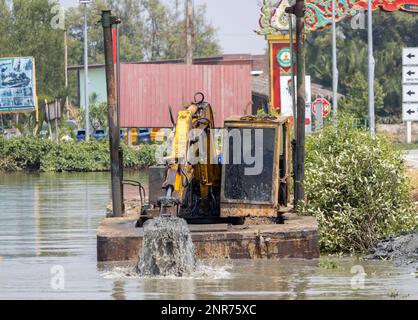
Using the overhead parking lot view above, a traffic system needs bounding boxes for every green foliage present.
[89,102,108,130]
[40,141,111,172]
[302,114,418,253]
[66,0,221,65]
[339,71,385,118]
[0,0,220,115]
[1,136,55,170]
[307,11,418,121]
[78,93,108,130]
[0,0,65,99]
[0,137,157,172]
[0,155,20,172]
[122,143,158,168]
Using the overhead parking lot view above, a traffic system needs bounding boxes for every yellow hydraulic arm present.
[159,93,221,217]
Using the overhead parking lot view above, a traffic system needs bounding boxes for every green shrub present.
[0,155,20,172]
[40,141,111,172]
[301,114,418,253]
[1,137,54,170]
[0,137,157,172]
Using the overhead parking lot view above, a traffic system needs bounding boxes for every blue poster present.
[0,57,37,113]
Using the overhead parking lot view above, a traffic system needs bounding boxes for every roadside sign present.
[403,48,418,65]
[314,101,323,131]
[0,57,37,113]
[402,48,418,131]
[306,103,312,135]
[402,103,418,121]
[312,97,331,118]
[403,84,418,102]
[403,66,418,83]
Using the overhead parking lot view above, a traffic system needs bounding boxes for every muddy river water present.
[0,172,417,300]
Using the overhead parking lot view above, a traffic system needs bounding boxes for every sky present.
[60,0,267,55]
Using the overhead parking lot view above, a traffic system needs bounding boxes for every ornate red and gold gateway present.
[353,0,418,12]
[257,0,418,113]
[257,0,296,112]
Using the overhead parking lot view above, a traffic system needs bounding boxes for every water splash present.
[101,263,232,280]
[136,217,196,277]
[192,262,233,280]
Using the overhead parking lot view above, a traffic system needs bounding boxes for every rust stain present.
[97,214,320,262]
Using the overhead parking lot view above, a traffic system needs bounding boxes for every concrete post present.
[407,121,412,144]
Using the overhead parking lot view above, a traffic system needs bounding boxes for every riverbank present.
[366,231,418,268]
[0,137,158,172]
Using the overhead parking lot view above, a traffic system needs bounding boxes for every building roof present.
[311,83,345,99]
[252,74,270,98]
[67,54,260,71]
[68,54,344,101]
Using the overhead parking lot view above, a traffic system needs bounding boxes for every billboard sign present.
[0,57,37,113]
[280,75,312,117]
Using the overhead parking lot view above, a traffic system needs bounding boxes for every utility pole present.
[101,10,123,217]
[116,25,121,137]
[288,13,297,138]
[367,0,375,138]
[332,0,338,113]
[185,0,193,65]
[64,29,69,118]
[286,0,306,206]
[116,22,124,211]
[81,0,91,140]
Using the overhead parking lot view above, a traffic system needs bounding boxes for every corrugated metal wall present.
[120,64,252,128]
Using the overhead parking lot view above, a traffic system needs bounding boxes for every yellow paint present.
[174,173,182,194]
[163,102,221,209]
[172,110,192,158]
[266,34,292,43]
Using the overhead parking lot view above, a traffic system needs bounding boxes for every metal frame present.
[220,117,290,218]
[220,124,279,206]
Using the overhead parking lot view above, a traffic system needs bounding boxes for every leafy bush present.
[0,137,54,170]
[122,143,159,168]
[41,141,111,172]
[0,137,157,172]
[0,155,20,172]
[302,114,418,253]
